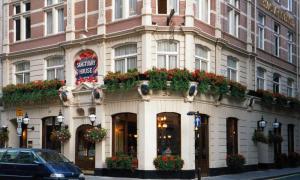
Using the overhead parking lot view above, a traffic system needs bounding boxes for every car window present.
[16,151,37,164]
[1,150,19,163]
[0,149,7,160]
[36,150,70,163]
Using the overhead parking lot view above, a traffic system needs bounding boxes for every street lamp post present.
[57,110,64,129]
[257,115,267,131]
[187,111,201,180]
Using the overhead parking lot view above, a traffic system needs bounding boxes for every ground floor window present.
[112,113,137,156]
[157,112,181,156]
[42,117,61,152]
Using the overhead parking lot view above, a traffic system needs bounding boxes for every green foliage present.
[84,126,107,143]
[146,68,168,90]
[2,80,64,106]
[153,155,184,171]
[104,69,139,92]
[229,81,246,99]
[226,154,246,172]
[268,132,283,144]
[169,69,191,92]
[252,130,268,144]
[0,130,9,143]
[106,154,137,170]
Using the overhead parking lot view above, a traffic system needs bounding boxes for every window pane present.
[16,152,35,164]
[127,57,137,70]
[115,0,123,19]
[115,59,125,73]
[47,0,53,6]
[199,0,208,22]
[16,74,23,84]
[195,45,208,59]
[25,17,31,39]
[169,55,177,69]
[158,41,177,52]
[158,0,167,14]
[157,55,166,68]
[115,44,137,57]
[195,58,200,70]
[47,58,64,67]
[15,19,21,41]
[129,0,137,16]
[47,11,53,34]
[15,5,21,14]
[227,58,237,69]
[58,9,64,32]
[257,68,264,77]
[16,62,30,72]
[201,61,208,71]
[25,2,31,11]
[47,69,55,80]
[57,68,64,80]
[169,0,178,13]
[1,150,19,163]
[24,73,30,83]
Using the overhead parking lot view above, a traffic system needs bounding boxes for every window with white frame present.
[15,62,30,84]
[195,0,210,23]
[228,4,239,37]
[258,14,265,49]
[46,57,64,80]
[45,0,64,35]
[287,78,294,97]
[115,44,137,73]
[273,73,280,93]
[256,67,265,90]
[157,40,178,69]
[288,0,292,11]
[227,57,237,82]
[195,45,209,72]
[228,0,239,8]
[274,23,280,57]
[14,2,31,41]
[114,0,137,20]
[157,0,178,14]
[288,32,293,63]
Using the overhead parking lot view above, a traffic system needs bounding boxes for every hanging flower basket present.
[50,129,71,143]
[84,126,107,143]
[252,130,268,144]
[268,132,283,144]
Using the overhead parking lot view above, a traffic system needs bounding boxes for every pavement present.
[85,167,300,180]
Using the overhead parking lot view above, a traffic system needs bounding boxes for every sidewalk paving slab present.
[85,167,300,180]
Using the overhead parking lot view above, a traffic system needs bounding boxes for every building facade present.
[0,0,300,178]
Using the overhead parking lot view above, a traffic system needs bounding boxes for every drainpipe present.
[297,1,300,98]
[85,0,88,32]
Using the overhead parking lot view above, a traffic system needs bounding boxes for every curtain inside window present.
[115,0,123,19]
[201,60,208,71]
[169,55,177,69]
[129,0,137,16]
[47,69,55,80]
[57,68,64,80]
[169,0,178,13]
[24,73,30,83]
[127,57,137,70]
[47,58,64,67]
[47,11,53,34]
[58,9,64,32]
[157,55,166,68]
[115,59,125,73]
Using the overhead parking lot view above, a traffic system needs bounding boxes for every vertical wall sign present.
[75,50,98,85]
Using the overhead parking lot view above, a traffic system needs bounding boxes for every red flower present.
[162,156,168,162]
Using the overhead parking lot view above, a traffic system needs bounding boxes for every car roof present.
[0,148,57,153]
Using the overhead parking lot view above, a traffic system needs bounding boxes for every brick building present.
[0,0,300,178]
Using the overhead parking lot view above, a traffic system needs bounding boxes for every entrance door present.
[274,126,282,161]
[42,117,61,152]
[75,125,95,171]
[195,114,209,177]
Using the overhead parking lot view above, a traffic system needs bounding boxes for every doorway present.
[42,117,61,152]
[75,124,95,171]
[195,114,209,177]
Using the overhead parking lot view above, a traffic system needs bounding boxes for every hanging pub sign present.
[75,50,98,85]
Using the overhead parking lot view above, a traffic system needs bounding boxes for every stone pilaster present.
[215,0,222,38]
[142,0,152,25]
[97,0,106,35]
[66,0,75,40]
[141,33,152,72]
[185,0,194,27]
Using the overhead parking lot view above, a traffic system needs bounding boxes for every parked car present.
[0,148,85,179]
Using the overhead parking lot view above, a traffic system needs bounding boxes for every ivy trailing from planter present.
[229,81,247,99]
[145,68,168,90]
[104,69,139,92]
[268,132,283,144]
[168,69,191,92]
[2,80,64,106]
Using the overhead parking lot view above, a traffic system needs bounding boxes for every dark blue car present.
[0,148,85,179]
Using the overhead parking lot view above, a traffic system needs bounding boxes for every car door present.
[0,149,19,177]
[15,151,42,179]
[0,149,7,176]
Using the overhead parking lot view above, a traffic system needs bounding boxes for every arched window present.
[15,61,30,84]
[157,112,181,156]
[195,45,209,72]
[157,40,178,69]
[273,73,280,93]
[114,44,137,73]
[256,67,266,90]
[112,113,137,156]
[226,117,238,155]
[227,57,238,82]
[46,56,64,80]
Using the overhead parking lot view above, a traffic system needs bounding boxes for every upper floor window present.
[195,45,209,72]
[115,44,137,73]
[287,78,294,97]
[258,14,265,49]
[45,7,64,35]
[228,0,239,8]
[273,73,280,93]
[15,62,30,84]
[288,0,292,11]
[157,40,178,69]
[157,0,178,14]
[256,67,265,90]
[227,57,237,82]
[46,0,63,6]
[46,57,64,80]
[228,7,239,37]
[114,0,137,20]
[274,24,280,57]
[195,0,210,23]
[14,2,31,41]
[287,32,293,63]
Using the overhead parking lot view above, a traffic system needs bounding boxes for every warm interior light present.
[162,123,168,128]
